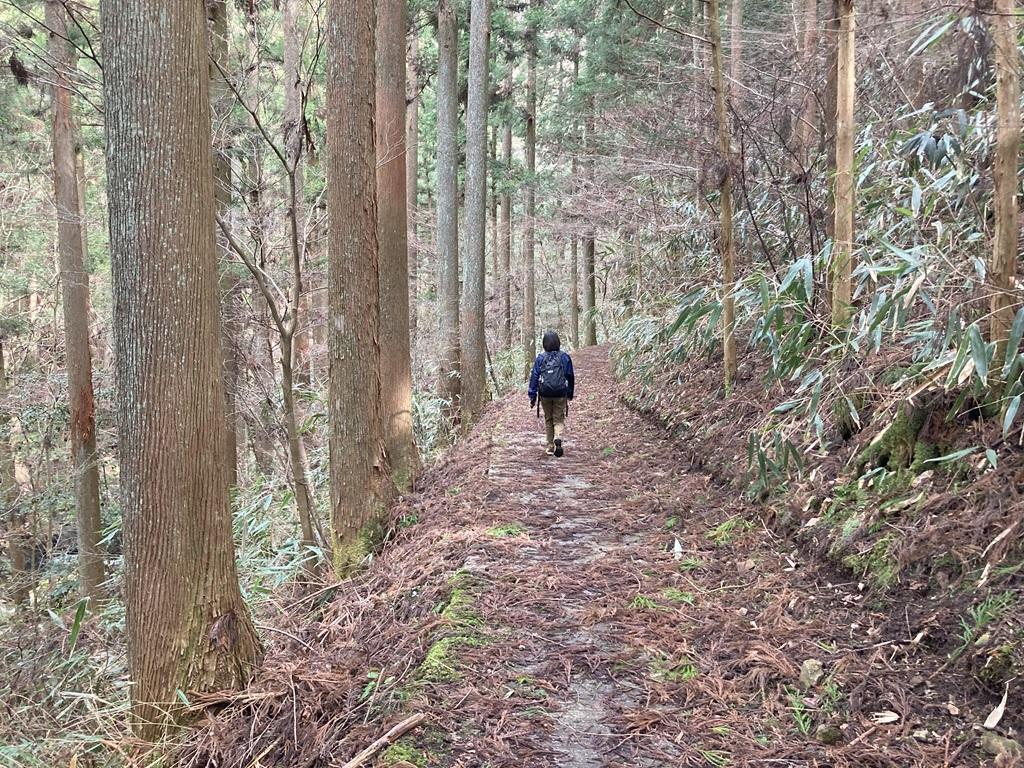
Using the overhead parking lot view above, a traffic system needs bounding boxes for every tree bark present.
[523,19,537,376]
[46,0,105,605]
[729,0,743,109]
[582,98,598,347]
[101,0,262,736]
[461,0,491,423]
[280,334,317,550]
[989,0,1020,367]
[327,0,389,573]
[436,0,461,420]
[500,71,513,350]
[377,0,419,490]
[208,0,242,490]
[0,341,28,605]
[570,54,580,348]
[583,236,597,346]
[284,0,312,388]
[709,0,738,389]
[793,0,819,174]
[407,31,420,347]
[830,0,855,329]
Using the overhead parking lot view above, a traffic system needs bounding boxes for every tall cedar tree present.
[830,0,855,328]
[436,0,461,420]
[709,0,738,389]
[523,18,537,377]
[461,0,491,422]
[377,0,419,489]
[500,75,514,350]
[569,55,580,347]
[209,0,243,490]
[990,0,1020,367]
[46,0,104,603]
[407,32,420,346]
[582,97,598,346]
[101,0,261,734]
[326,0,390,572]
[1,342,28,604]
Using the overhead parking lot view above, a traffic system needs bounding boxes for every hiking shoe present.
[554,438,564,458]
[545,445,555,456]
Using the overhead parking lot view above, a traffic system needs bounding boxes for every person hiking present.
[528,330,575,457]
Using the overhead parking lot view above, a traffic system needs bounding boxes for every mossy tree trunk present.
[326,0,390,573]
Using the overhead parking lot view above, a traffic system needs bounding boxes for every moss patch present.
[487,522,527,537]
[381,739,428,766]
[842,534,899,588]
[418,569,488,682]
[333,511,389,576]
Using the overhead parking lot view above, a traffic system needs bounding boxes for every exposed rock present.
[799,658,824,689]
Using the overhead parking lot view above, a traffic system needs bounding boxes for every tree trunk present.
[523,20,537,376]
[709,0,738,390]
[692,0,704,125]
[823,0,840,241]
[327,0,389,573]
[830,0,855,329]
[729,0,743,108]
[284,0,311,388]
[570,54,580,348]
[436,0,461,420]
[583,235,597,346]
[280,335,317,551]
[500,79,513,350]
[460,0,491,423]
[1,341,28,605]
[101,0,261,736]
[490,124,499,281]
[46,0,104,606]
[377,0,419,490]
[407,31,420,348]
[208,0,242,490]
[793,0,819,174]
[582,99,598,347]
[989,0,1020,367]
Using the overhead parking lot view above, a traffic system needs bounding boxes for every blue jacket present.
[529,350,575,401]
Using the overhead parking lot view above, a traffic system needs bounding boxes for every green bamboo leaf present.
[946,334,971,388]
[922,446,979,465]
[909,16,956,56]
[1002,308,1024,378]
[67,599,88,657]
[1004,395,1021,439]
[985,449,998,469]
[968,324,989,384]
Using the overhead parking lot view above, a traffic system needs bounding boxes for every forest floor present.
[186,347,1012,768]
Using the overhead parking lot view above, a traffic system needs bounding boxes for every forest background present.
[0,0,1023,762]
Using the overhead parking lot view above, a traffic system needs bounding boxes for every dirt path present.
[189,347,988,767]
[395,347,982,767]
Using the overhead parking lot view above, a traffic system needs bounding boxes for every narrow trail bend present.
[192,347,975,767]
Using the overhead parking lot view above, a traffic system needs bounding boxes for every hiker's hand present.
[530,397,536,408]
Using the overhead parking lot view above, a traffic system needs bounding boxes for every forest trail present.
[380,346,970,767]
[193,347,980,767]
